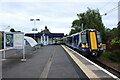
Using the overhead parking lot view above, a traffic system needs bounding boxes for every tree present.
[70,8,105,33]
[105,28,111,32]
[69,29,77,35]
[117,21,120,39]
[109,22,120,46]
[111,28,118,37]
[70,8,105,43]
[84,8,105,34]
[64,34,68,37]
[71,19,80,28]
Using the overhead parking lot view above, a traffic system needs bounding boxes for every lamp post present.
[101,13,107,16]
[77,14,83,31]
[30,19,40,40]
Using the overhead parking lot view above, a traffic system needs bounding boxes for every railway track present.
[92,59,120,78]
[66,45,120,78]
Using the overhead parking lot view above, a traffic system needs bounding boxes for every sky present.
[0,0,119,34]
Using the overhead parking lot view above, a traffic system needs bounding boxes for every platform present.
[2,45,119,80]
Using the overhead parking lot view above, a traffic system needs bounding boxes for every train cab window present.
[81,34,86,43]
[97,34,101,43]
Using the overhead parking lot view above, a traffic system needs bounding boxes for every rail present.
[92,60,120,78]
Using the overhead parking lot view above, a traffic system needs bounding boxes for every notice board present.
[4,32,24,49]
[14,33,24,49]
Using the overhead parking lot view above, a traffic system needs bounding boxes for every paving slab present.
[2,45,88,79]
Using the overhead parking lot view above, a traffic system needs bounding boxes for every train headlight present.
[86,45,88,48]
[82,44,85,48]
[98,43,102,47]
[85,43,89,48]
[92,52,97,56]
[98,45,101,47]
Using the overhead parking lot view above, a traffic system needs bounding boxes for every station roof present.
[25,33,64,37]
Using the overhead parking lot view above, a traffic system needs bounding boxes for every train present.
[62,29,103,58]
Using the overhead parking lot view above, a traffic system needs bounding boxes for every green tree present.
[117,21,120,39]
[110,21,120,45]
[70,8,105,33]
[70,19,82,33]
[111,28,117,37]
[64,34,68,37]
[105,28,111,33]
[69,29,77,35]
[70,8,105,43]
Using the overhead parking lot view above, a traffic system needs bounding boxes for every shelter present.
[25,26,64,45]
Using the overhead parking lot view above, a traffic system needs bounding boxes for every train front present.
[80,29,103,58]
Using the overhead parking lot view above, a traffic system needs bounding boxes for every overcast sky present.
[0,0,119,34]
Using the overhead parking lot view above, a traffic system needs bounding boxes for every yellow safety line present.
[61,45,99,79]
[90,32,97,50]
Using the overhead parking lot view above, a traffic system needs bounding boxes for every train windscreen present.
[97,34,101,43]
[81,34,86,43]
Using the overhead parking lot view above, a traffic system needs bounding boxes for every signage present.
[14,33,24,49]
[6,33,13,47]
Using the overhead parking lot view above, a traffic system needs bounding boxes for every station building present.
[25,26,64,45]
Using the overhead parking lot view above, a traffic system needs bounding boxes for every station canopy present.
[25,26,64,37]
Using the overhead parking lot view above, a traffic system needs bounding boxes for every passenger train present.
[62,29,103,58]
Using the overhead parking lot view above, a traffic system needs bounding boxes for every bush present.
[102,50,110,60]
[102,50,120,63]
[109,50,120,63]
[110,38,120,46]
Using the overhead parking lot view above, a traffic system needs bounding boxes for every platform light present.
[30,19,40,39]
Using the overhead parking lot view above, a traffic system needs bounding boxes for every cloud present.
[1,0,119,2]
[0,1,119,34]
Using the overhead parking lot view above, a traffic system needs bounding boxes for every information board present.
[6,33,13,47]
[1,32,26,61]
[14,33,24,49]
